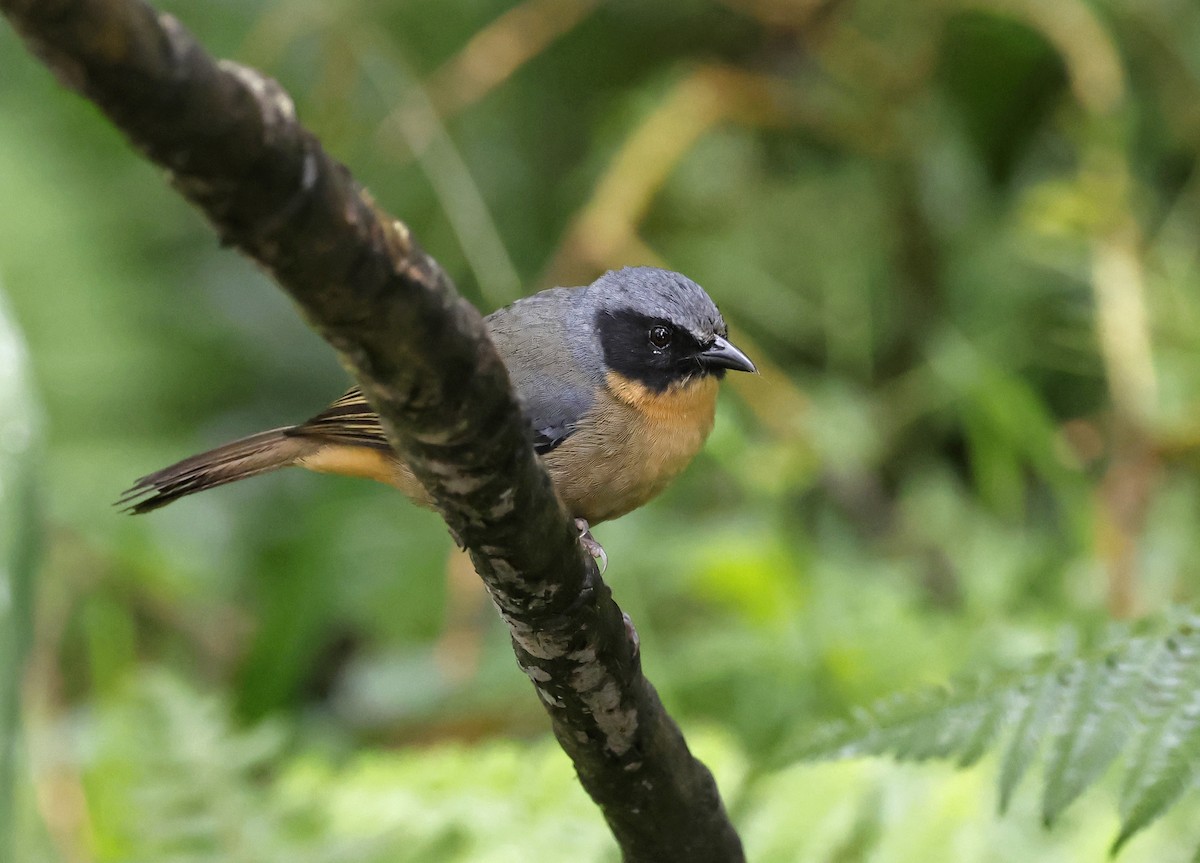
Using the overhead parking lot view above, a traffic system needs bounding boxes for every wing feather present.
[292,387,577,455]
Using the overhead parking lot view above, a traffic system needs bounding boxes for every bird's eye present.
[649,325,672,349]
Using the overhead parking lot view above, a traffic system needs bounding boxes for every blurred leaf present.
[0,286,40,861]
[86,674,338,863]
[938,11,1068,184]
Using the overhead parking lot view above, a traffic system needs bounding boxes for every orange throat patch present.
[604,370,720,424]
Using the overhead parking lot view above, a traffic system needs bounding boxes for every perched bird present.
[120,267,756,564]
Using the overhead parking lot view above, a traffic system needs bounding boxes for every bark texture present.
[0,1,746,859]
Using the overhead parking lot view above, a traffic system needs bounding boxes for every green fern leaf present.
[1113,630,1200,852]
[997,668,1060,813]
[789,679,1011,765]
[1041,639,1158,826]
[788,677,1028,773]
[786,614,1200,850]
[954,685,1013,768]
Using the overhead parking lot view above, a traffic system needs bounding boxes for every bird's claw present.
[574,518,607,574]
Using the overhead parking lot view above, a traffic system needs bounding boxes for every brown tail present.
[118,428,318,514]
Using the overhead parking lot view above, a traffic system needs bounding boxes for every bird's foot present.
[574,518,608,574]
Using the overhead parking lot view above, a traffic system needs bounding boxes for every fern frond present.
[1114,633,1200,852]
[88,674,388,863]
[1041,639,1158,826]
[996,667,1059,812]
[784,616,1200,852]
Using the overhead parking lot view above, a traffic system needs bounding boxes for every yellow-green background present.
[3,0,1200,859]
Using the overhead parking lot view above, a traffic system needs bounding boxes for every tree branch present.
[0,0,745,859]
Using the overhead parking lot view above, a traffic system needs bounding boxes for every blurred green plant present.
[0,287,40,863]
[83,674,622,863]
[77,671,1200,862]
[85,675,354,863]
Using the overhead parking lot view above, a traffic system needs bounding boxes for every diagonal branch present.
[0,0,745,860]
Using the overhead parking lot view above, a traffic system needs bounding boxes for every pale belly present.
[544,378,718,524]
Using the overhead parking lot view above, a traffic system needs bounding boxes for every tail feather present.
[119,428,314,514]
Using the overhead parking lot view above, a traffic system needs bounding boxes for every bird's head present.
[588,267,756,395]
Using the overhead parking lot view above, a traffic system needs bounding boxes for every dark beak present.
[699,335,757,374]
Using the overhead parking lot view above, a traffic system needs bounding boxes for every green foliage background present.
[3,0,1200,859]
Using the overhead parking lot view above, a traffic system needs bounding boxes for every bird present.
[119,267,756,567]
